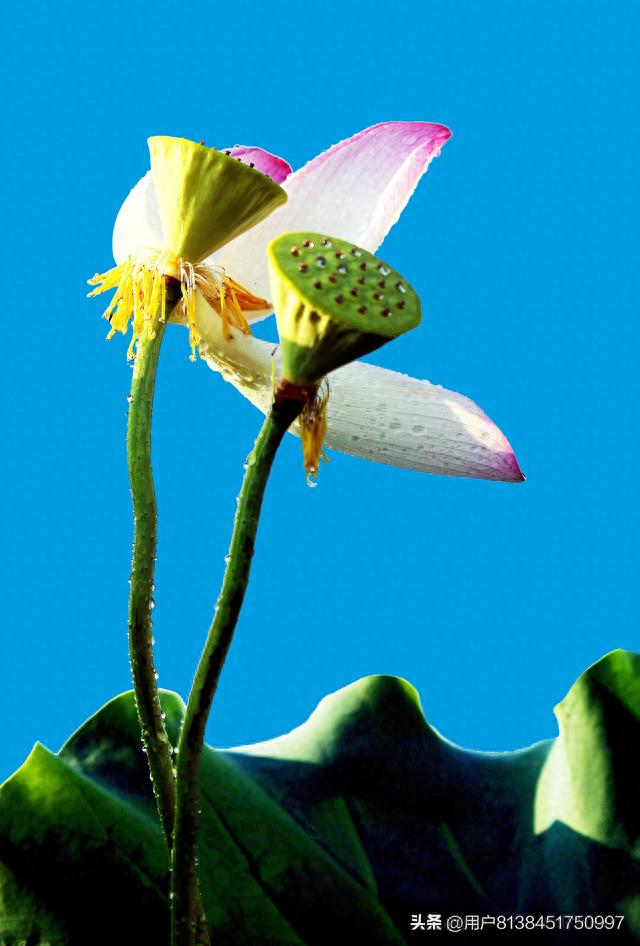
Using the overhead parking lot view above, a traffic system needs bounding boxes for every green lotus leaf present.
[1,650,638,944]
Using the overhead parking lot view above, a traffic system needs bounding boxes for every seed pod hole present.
[267,230,422,380]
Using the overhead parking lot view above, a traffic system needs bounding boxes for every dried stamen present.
[89,250,266,360]
[299,380,330,485]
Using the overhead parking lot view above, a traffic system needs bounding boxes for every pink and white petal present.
[195,299,523,482]
[209,121,452,301]
[224,145,292,184]
[324,360,523,482]
[112,171,164,264]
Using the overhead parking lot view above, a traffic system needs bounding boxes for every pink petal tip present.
[225,145,292,184]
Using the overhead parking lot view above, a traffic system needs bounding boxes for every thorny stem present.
[126,285,209,944]
[127,318,177,839]
[171,393,304,946]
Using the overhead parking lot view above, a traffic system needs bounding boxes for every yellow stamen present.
[180,260,198,361]
[88,251,267,361]
[300,381,330,485]
[194,264,267,341]
[88,250,176,361]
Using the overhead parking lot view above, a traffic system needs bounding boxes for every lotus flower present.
[108,123,523,482]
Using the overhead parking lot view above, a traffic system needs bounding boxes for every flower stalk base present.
[171,393,304,946]
[127,319,177,840]
[125,286,210,945]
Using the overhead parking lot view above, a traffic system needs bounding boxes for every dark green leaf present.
[1,650,638,944]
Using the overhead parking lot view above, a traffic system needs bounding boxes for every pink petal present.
[325,360,524,482]
[210,121,452,300]
[224,145,292,184]
[194,298,523,483]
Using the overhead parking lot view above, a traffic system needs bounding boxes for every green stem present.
[171,396,303,946]
[127,294,211,946]
[127,319,177,841]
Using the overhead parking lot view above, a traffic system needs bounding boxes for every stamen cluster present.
[88,250,268,361]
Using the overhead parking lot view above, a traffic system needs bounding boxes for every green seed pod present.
[267,232,422,385]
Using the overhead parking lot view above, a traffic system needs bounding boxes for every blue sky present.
[1,1,638,782]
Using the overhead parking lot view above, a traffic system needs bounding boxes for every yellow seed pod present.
[149,136,287,263]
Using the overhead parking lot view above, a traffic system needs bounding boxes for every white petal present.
[323,361,523,481]
[209,121,451,302]
[112,171,163,264]
[195,297,522,482]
